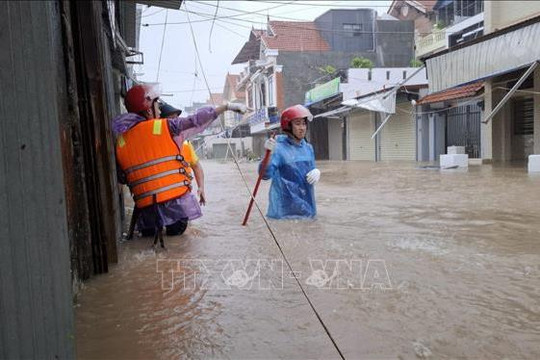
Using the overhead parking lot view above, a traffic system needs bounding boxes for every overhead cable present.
[183,2,346,358]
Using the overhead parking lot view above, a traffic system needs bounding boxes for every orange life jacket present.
[115,119,192,208]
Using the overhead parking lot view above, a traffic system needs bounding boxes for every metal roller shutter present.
[348,111,375,160]
[380,104,416,160]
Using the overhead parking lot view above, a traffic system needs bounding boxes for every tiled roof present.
[261,21,330,52]
[416,82,484,105]
[415,0,436,12]
[232,29,263,64]
[388,0,436,14]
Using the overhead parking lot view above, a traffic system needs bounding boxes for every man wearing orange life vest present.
[113,83,246,239]
[135,102,207,238]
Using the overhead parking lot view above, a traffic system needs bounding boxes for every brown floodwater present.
[76,160,540,359]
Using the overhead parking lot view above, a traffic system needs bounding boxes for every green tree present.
[410,58,423,67]
[318,65,337,75]
[350,56,374,69]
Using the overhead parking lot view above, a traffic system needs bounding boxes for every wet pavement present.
[76,160,540,359]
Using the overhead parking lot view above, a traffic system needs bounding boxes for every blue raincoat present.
[261,135,317,219]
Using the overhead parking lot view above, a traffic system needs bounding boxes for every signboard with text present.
[305,77,340,105]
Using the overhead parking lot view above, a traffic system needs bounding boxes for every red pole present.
[242,147,272,226]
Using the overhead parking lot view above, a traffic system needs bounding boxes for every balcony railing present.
[415,28,446,58]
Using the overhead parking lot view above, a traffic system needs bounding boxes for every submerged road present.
[76,160,540,359]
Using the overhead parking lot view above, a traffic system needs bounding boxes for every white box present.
[447,146,465,155]
[528,155,540,173]
[440,154,469,169]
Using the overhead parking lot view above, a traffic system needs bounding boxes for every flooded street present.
[76,160,540,359]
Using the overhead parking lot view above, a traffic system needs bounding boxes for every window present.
[449,22,484,47]
[247,87,253,108]
[260,81,266,107]
[268,75,275,106]
[343,23,362,37]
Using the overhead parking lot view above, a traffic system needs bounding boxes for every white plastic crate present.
[447,146,465,155]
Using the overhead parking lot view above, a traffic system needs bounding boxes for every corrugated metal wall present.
[380,104,416,160]
[348,112,375,160]
[0,1,74,358]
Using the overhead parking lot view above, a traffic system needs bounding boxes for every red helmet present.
[280,104,313,131]
[124,84,161,113]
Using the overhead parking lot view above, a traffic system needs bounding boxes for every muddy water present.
[76,161,540,359]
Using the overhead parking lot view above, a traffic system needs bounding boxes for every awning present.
[433,0,453,10]
[417,81,484,105]
[354,91,397,114]
[425,16,540,92]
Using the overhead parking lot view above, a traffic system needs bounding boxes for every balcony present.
[415,28,446,58]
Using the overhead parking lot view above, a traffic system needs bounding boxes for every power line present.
[166,87,224,93]
[156,9,169,82]
[194,0,386,21]
[209,18,249,38]
[138,8,166,18]
[193,0,296,18]
[183,2,346,358]
[208,0,220,52]
[138,66,226,77]
[144,10,425,35]
[244,0,393,8]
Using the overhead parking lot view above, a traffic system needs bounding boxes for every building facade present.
[232,9,415,159]
[420,1,540,164]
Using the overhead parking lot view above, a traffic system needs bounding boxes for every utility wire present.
[245,0,394,7]
[193,0,296,18]
[208,0,220,52]
[138,8,165,18]
[146,12,428,36]
[144,0,376,35]
[183,2,345,359]
[195,0,383,22]
[156,9,169,82]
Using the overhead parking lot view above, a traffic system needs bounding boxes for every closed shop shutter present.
[348,111,375,161]
[212,143,236,159]
[380,104,416,160]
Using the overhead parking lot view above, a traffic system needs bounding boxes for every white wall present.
[343,67,428,100]
[485,1,540,33]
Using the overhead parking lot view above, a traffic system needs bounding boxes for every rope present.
[183,3,345,358]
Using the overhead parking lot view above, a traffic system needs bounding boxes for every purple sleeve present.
[167,106,218,142]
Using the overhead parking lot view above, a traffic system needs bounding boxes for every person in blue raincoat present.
[260,104,321,219]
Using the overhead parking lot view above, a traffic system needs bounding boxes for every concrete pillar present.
[429,115,435,161]
[534,68,540,154]
[481,80,493,162]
